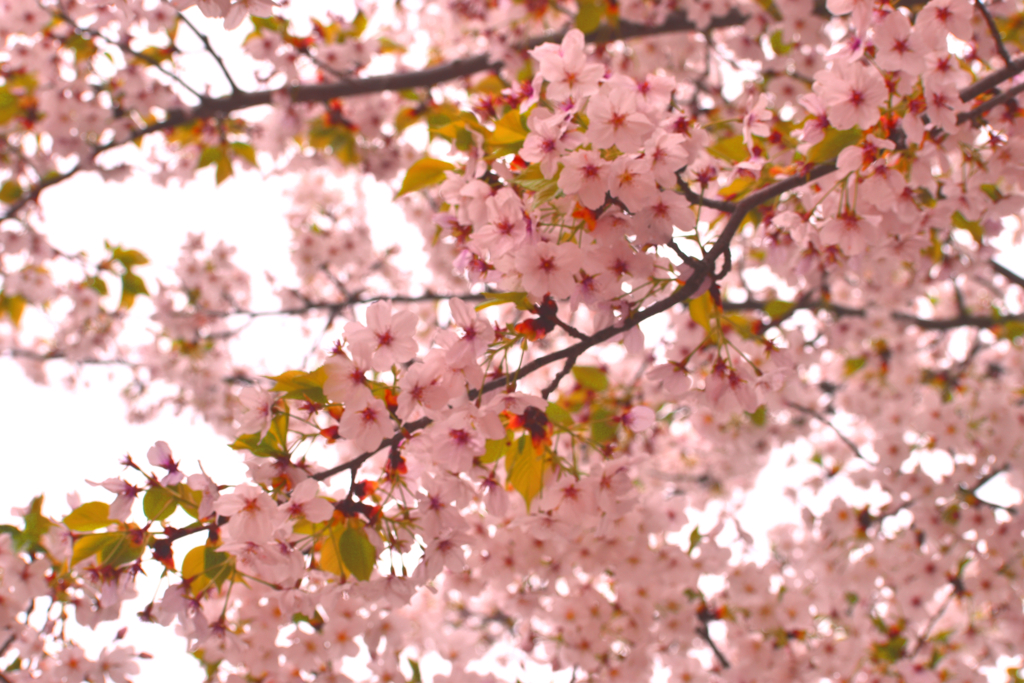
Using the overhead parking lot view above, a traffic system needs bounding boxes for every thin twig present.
[785,400,866,461]
[974,0,1012,65]
[54,10,204,100]
[0,633,15,657]
[177,11,241,94]
[541,353,581,399]
[696,623,731,669]
[958,80,1024,124]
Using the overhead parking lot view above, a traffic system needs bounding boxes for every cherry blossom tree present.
[2,0,1024,681]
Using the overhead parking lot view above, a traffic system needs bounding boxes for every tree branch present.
[974,0,1013,66]
[991,259,1024,289]
[785,400,866,461]
[312,162,847,481]
[723,297,1024,332]
[177,11,241,94]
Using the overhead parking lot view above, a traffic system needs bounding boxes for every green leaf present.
[111,246,149,267]
[707,135,749,163]
[952,210,984,243]
[996,320,1024,340]
[806,127,862,164]
[572,366,608,391]
[545,402,574,427]
[475,291,533,311]
[575,0,606,32]
[339,526,377,581]
[319,522,347,577]
[0,180,23,204]
[98,529,148,567]
[505,436,548,510]
[718,174,755,200]
[171,483,204,519]
[143,487,177,521]
[63,502,112,532]
[120,272,148,309]
[396,157,455,197]
[230,413,289,457]
[486,109,529,147]
[688,291,716,333]
[20,496,51,550]
[182,546,234,595]
[229,142,257,166]
[769,30,791,55]
[408,659,423,683]
[215,156,233,185]
[844,356,867,376]
[688,526,702,553]
[267,367,328,404]
[1,292,27,327]
[589,406,619,445]
[85,276,108,295]
[71,533,117,566]
[480,436,510,464]
[872,636,907,663]
[747,405,767,426]
[197,146,223,168]
[764,299,795,320]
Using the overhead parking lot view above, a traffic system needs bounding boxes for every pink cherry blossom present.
[344,301,419,372]
[339,396,393,452]
[213,483,288,544]
[558,149,610,209]
[147,441,184,486]
[515,241,582,300]
[529,29,604,102]
[813,62,887,130]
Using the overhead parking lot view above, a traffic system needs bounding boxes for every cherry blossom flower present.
[873,11,926,76]
[915,0,974,42]
[345,301,419,371]
[820,208,882,254]
[813,62,887,130]
[529,29,604,102]
[236,386,276,438]
[213,484,288,544]
[646,129,689,187]
[608,155,659,212]
[515,241,582,300]
[520,112,584,178]
[396,362,450,420]
[558,149,609,209]
[339,396,393,451]
[147,441,184,486]
[742,93,774,149]
[585,86,654,153]
[323,354,373,406]
[279,479,334,523]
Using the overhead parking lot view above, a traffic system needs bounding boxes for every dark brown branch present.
[991,259,1024,289]
[108,9,752,138]
[313,162,843,481]
[958,56,1024,102]
[696,622,731,669]
[974,0,1013,66]
[194,291,487,319]
[723,297,1024,332]
[0,633,15,658]
[54,10,204,100]
[958,80,1024,124]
